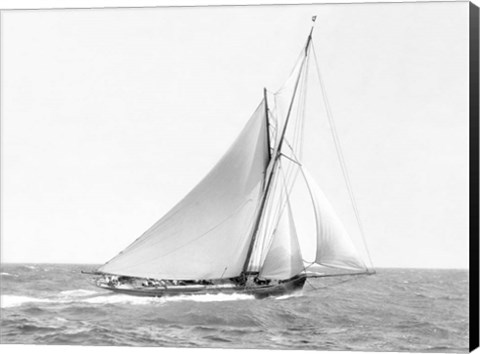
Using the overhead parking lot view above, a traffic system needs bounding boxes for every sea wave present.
[23,265,37,270]
[55,317,69,323]
[0,266,469,351]
[1,272,17,277]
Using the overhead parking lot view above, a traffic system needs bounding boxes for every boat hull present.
[96,274,306,299]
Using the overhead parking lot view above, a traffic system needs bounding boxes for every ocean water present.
[0,264,469,352]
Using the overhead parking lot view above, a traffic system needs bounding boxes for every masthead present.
[306,15,317,56]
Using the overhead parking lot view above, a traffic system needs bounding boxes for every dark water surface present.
[0,264,469,351]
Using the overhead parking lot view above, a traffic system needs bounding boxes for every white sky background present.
[0,1,470,268]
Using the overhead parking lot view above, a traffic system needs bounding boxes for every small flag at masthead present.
[312,16,317,22]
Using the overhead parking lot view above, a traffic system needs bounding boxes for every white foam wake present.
[59,289,99,297]
[167,293,254,303]
[1,290,98,308]
[1,295,54,308]
[274,292,304,300]
[82,292,254,305]
[1,290,255,308]
[82,294,163,305]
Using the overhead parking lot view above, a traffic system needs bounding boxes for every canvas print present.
[0,1,475,352]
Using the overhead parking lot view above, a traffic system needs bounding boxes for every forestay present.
[98,101,270,280]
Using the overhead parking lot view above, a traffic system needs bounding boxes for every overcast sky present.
[1,1,470,268]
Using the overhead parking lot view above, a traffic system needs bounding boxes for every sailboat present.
[84,18,374,299]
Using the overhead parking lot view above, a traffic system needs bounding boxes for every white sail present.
[259,197,304,279]
[246,161,282,272]
[246,152,304,274]
[98,101,270,280]
[302,168,367,271]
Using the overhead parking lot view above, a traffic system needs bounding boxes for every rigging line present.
[311,43,374,270]
[249,165,281,269]
[249,161,287,270]
[245,27,315,273]
[267,106,279,151]
[290,84,303,164]
[254,149,304,271]
[250,161,297,273]
[282,46,310,192]
[274,35,311,95]
[276,41,311,155]
[282,143,349,269]
[255,161,305,276]
[306,274,365,291]
[263,163,294,264]
[306,278,320,290]
[307,271,371,279]
[280,152,302,207]
[252,147,306,271]
[299,49,310,157]
[304,262,317,269]
[262,162,294,258]
[293,44,310,160]
[280,152,302,165]
[278,143,304,209]
[220,267,228,279]
[279,159,299,236]
[282,46,308,169]
[278,119,302,197]
[302,262,314,280]
[290,59,305,155]
[285,141,367,270]
[242,38,311,274]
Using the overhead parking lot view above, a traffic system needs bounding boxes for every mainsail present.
[98,101,270,280]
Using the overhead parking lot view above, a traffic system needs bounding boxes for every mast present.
[241,21,316,276]
[264,87,272,161]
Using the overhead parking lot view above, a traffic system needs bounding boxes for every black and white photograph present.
[0,0,477,352]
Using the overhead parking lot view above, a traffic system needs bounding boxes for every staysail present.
[98,101,270,280]
[302,167,366,271]
[246,158,301,274]
[259,197,304,279]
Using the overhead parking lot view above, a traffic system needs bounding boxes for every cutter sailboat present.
[84,18,374,299]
